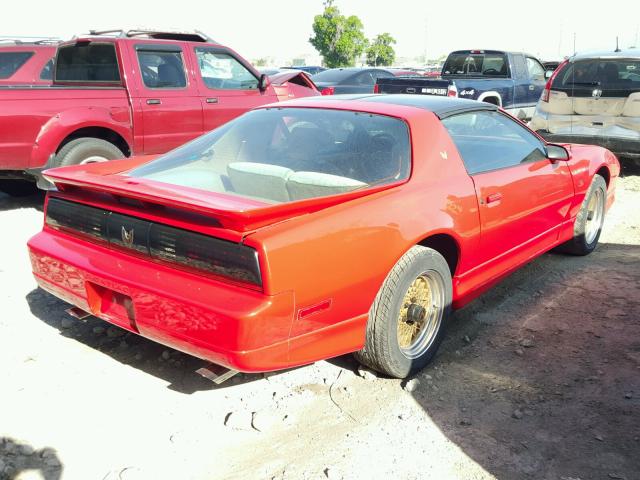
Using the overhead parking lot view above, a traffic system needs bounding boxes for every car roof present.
[267,94,498,119]
[571,49,640,61]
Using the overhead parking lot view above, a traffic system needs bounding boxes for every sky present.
[2,0,639,64]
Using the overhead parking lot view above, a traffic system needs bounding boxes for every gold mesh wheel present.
[396,271,445,359]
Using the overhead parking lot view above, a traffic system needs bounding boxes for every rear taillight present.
[373,84,380,93]
[45,197,262,289]
[447,83,458,97]
[321,86,335,95]
[541,59,568,103]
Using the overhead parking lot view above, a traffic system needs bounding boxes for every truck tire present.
[53,138,124,168]
[0,180,38,197]
[557,174,607,256]
[354,246,452,378]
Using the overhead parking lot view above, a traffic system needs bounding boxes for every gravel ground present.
[0,171,638,480]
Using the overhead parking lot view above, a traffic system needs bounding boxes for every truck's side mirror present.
[258,73,270,92]
[546,144,569,161]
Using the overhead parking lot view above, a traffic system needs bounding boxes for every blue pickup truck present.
[375,50,548,120]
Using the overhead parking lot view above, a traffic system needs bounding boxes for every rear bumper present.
[28,229,296,373]
[538,131,640,159]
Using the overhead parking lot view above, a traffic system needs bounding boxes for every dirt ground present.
[0,168,638,480]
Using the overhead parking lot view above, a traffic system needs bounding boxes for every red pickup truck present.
[0,29,319,195]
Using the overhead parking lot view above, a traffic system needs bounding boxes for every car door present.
[132,43,203,154]
[441,110,574,270]
[526,56,547,107]
[191,46,278,133]
[511,53,530,111]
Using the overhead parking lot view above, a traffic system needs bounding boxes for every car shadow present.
[407,242,640,479]
[25,287,288,394]
[0,190,45,212]
[0,437,63,479]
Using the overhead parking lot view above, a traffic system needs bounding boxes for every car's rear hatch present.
[546,56,640,140]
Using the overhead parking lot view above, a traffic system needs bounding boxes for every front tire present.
[53,138,124,168]
[558,174,607,256]
[354,246,452,378]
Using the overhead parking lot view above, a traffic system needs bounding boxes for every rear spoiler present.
[43,158,396,233]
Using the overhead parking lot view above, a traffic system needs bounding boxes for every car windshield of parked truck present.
[443,53,508,77]
[55,43,120,83]
[0,51,34,79]
[129,108,411,203]
[553,59,640,90]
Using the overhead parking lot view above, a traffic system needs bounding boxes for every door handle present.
[528,85,535,91]
[206,97,219,104]
[486,193,503,204]
[146,99,161,105]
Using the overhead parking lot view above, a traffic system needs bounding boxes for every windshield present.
[442,53,508,77]
[130,108,411,204]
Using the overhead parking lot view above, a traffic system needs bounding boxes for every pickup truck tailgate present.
[376,77,452,96]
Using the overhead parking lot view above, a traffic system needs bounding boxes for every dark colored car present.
[311,67,399,95]
[281,66,326,75]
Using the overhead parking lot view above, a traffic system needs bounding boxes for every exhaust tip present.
[196,364,239,385]
[65,306,91,320]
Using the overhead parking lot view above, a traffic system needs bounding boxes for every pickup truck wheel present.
[53,138,124,168]
[557,174,607,256]
[0,180,38,197]
[354,246,452,378]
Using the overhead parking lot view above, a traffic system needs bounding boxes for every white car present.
[530,49,640,166]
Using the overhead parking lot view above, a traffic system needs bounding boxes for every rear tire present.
[53,138,124,168]
[0,179,38,197]
[557,174,607,256]
[354,246,452,378]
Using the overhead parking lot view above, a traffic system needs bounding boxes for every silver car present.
[530,49,640,166]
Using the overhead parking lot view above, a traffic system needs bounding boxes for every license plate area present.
[86,281,138,332]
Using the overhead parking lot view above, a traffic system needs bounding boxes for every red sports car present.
[28,95,620,380]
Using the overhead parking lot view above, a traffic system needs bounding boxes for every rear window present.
[0,51,34,79]
[130,108,411,204]
[443,53,508,77]
[311,69,353,82]
[553,59,640,90]
[55,43,120,83]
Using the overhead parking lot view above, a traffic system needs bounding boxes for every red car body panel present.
[0,45,55,85]
[28,98,620,373]
[0,36,318,175]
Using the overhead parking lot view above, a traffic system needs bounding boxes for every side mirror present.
[547,144,569,161]
[545,70,554,79]
[258,73,270,92]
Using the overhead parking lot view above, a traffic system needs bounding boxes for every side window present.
[0,51,34,79]
[136,49,187,89]
[195,48,258,90]
[40,59,54,80]
[526,57,545,81]
[441,110,547,175]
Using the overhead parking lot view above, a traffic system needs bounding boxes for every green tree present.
[309,0,368,68]
[366,33,396,67]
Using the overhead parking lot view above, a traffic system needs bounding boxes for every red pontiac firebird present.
[28,95,620,379]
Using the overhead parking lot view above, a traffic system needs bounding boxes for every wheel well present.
[596,166,610,186]
[418,234,460,276]
[482,96,500,106]
[56,127,131,157]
